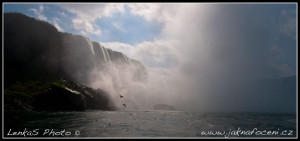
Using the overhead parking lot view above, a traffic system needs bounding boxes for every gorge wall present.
[4,13,147,110]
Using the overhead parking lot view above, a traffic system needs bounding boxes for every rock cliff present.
[4,13,147,111]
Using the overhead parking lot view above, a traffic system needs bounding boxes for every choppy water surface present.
[4,110,296,138]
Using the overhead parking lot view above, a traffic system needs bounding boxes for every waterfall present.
[99,43,107,63]
[84,37,95,55]
[122,53,129,64]
[104,48,113,67]
[128,58,137,73]
[122,54,134,72]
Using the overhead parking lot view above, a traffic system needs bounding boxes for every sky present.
[3,3,297,112]
[3,3,163,45]
[3,3,297,74]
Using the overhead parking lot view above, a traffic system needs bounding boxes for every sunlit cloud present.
[29,5,47,21]
[59,4,125,35]
[72,18,101,35]
[101,39,180,68]
[112,22,125,32]
[59,11,66,17]
[53,17,64,32]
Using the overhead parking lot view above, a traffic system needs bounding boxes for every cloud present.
[59,4,125,35]
[59,11,66,17]
[134,40,180,68]
[101,4,296,80]
[29,5,47,21]
[112,22,125,32]
[99,4,216,68]
[127,3,161,22]
[72,18,101,35]
[60,3,125,20]
[100,39,180,68]
[53,17,64,32]
[99,42,135,58]
[127,4,214,38]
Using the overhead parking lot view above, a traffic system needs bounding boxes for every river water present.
[4,110,297,138]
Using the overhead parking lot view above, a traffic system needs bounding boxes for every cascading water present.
[84,37,95,55]
[99,43,107,63]
[63,37,147,110]
[122,54,134,72]
[128,58,137,73]
[103,48,113,68]
[90,42,134,108]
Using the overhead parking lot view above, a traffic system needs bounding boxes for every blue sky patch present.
[4,3,163,46]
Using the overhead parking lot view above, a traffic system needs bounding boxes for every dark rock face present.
[153,104,176,111]
[4,13,146,111]
[4,13,63,86]
[4,78,117,111]
[36,84,87,111]
[34,79,116,111]
[60,79,116,110]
